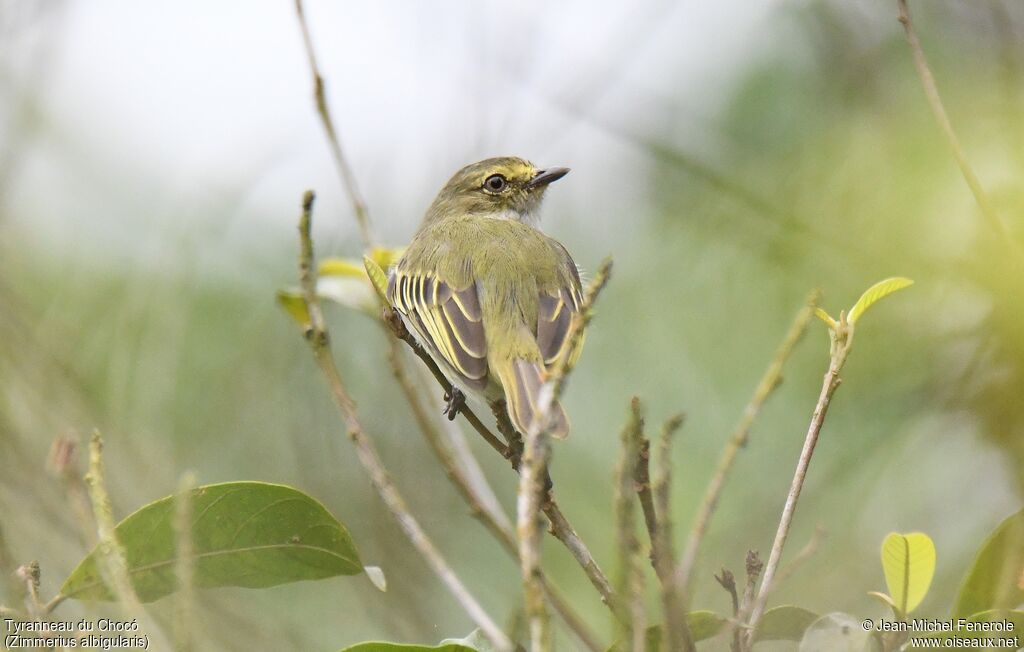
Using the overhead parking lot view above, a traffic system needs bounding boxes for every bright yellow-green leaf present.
[848,277,914,324]
[814,308,838,329]
[364,255,390,302]
[368,245,404,270]
[276,289,310,328]
[319,258,366,278]
[881,532,935,615]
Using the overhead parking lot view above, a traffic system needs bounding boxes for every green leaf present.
[363,255,390,302]
[339,644,475,652]
[953,508,1024,618]
[755,605,820,642]
[276,289,311,328]
[687,610,726,641]
[60,481,365,603]
[880,532,935,615]
[320,258,367,278]
[798,613,881,652]
[847,277,914,324]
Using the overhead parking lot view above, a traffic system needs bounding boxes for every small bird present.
[387,157,583,439]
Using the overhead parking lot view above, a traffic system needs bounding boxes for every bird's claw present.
[443,387,466,421]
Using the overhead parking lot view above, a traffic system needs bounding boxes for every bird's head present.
[424,156,569,227]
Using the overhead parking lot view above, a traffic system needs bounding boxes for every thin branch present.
[615,398,647,651]
[715,568,739,617]
[675,293,818,602]
[296,192,511,651]
[294,0,373,248]
[654,414,691,652]
[84,431,144,615]
[896,0,1023,258]
[634,430,658,571]
[386,339,603,652]
[518,259,614,650]
[746,318,854,643]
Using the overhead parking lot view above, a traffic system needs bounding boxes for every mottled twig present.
[615,398,647,651]
[675,293,818,602]
[296,192,511,651]
[653,414,692,652]
[294,0,372,247]
[896,0,1023,259]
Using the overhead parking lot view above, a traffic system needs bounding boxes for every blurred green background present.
[2,0,1023,649]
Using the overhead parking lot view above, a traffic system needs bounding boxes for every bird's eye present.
[483,174,508,193]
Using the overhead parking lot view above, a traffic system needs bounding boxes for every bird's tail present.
[495,358,570,439]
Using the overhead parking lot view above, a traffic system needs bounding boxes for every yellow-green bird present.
[387,157,582,439]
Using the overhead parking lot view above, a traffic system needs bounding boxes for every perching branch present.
[386,338,602,652]
[746,314,855,643]
[675,293,818,603]
[896,0,1023,259]
[294,0,373,248]
[296,192,511,651]
[518,259,614,650]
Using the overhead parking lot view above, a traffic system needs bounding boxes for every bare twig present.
[294,0,373,248]
[653,414,692,652]
[746,316,854,642]
[896,0,1023,258]
[715,569,739,618]
[675,293,818,602]
[518,259,614,650]
[296,192,511,651]
[174,472,197,652]
[615,398,647,651]
[84,431,144,614]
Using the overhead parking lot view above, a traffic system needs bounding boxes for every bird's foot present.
[443,387,466,421]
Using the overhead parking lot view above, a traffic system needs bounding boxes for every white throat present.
[484,208,540,229]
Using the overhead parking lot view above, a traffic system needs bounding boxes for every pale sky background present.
[2,0,782,270]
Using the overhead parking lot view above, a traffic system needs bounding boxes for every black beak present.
[527,167,570,189]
